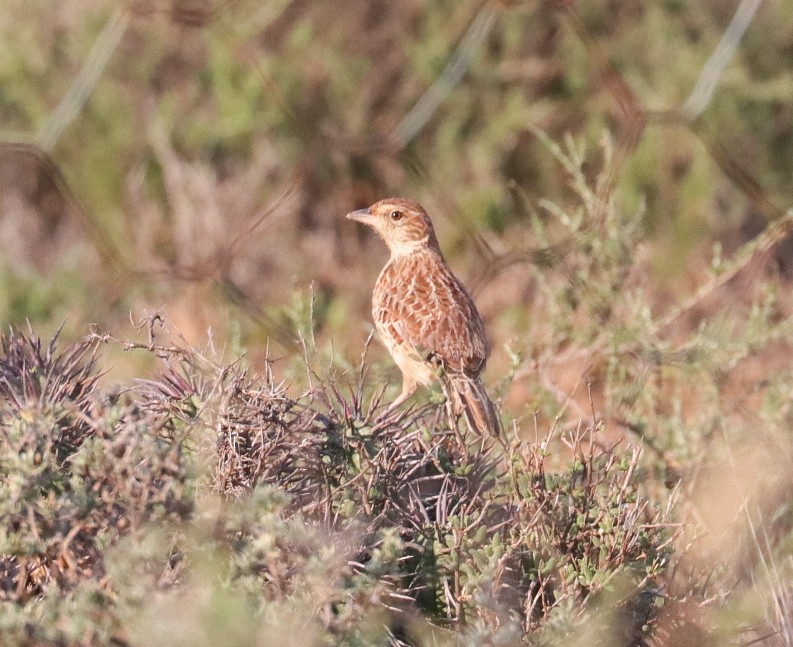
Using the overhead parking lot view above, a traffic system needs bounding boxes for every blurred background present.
[1,0,793,412]
[5,2,793,642]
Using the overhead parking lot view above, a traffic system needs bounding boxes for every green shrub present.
[0,329,673,646]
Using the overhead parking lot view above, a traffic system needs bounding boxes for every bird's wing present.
[373,253,489,376]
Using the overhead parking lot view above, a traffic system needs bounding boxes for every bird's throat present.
[387,235,432,258]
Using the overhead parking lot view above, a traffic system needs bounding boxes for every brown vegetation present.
[2,0,793,644]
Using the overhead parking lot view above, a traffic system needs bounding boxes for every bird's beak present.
[346,207,377,226]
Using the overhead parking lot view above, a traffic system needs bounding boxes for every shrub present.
[0,330,673,646]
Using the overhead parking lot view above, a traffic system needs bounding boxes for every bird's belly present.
[384,338,435,387]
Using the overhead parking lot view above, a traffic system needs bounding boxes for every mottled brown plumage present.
[347,198,500,436]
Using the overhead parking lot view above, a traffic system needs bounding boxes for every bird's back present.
[372,248,489,376]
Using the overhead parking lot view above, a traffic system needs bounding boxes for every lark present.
[347,198,500,436]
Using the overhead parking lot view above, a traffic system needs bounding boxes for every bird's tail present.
[446,374,501,437]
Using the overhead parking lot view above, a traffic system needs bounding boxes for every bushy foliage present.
[0,329,674,646]
[3,3,793,643]
[1,125,793,646]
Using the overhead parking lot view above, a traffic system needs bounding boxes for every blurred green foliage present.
[2,1,793,645]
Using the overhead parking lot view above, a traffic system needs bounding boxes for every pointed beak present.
[346,207,377,226]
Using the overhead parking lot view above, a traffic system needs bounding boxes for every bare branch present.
[682,0,765,120]
[392,3,500,148]
[36,8,129,151]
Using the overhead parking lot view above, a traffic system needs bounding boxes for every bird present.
[347,197,500,437]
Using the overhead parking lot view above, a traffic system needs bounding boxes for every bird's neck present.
[387,236,441,259]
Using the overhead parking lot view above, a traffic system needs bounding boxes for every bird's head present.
[347,198,438,256]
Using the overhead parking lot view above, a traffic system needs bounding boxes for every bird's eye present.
[390,210,403,221]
